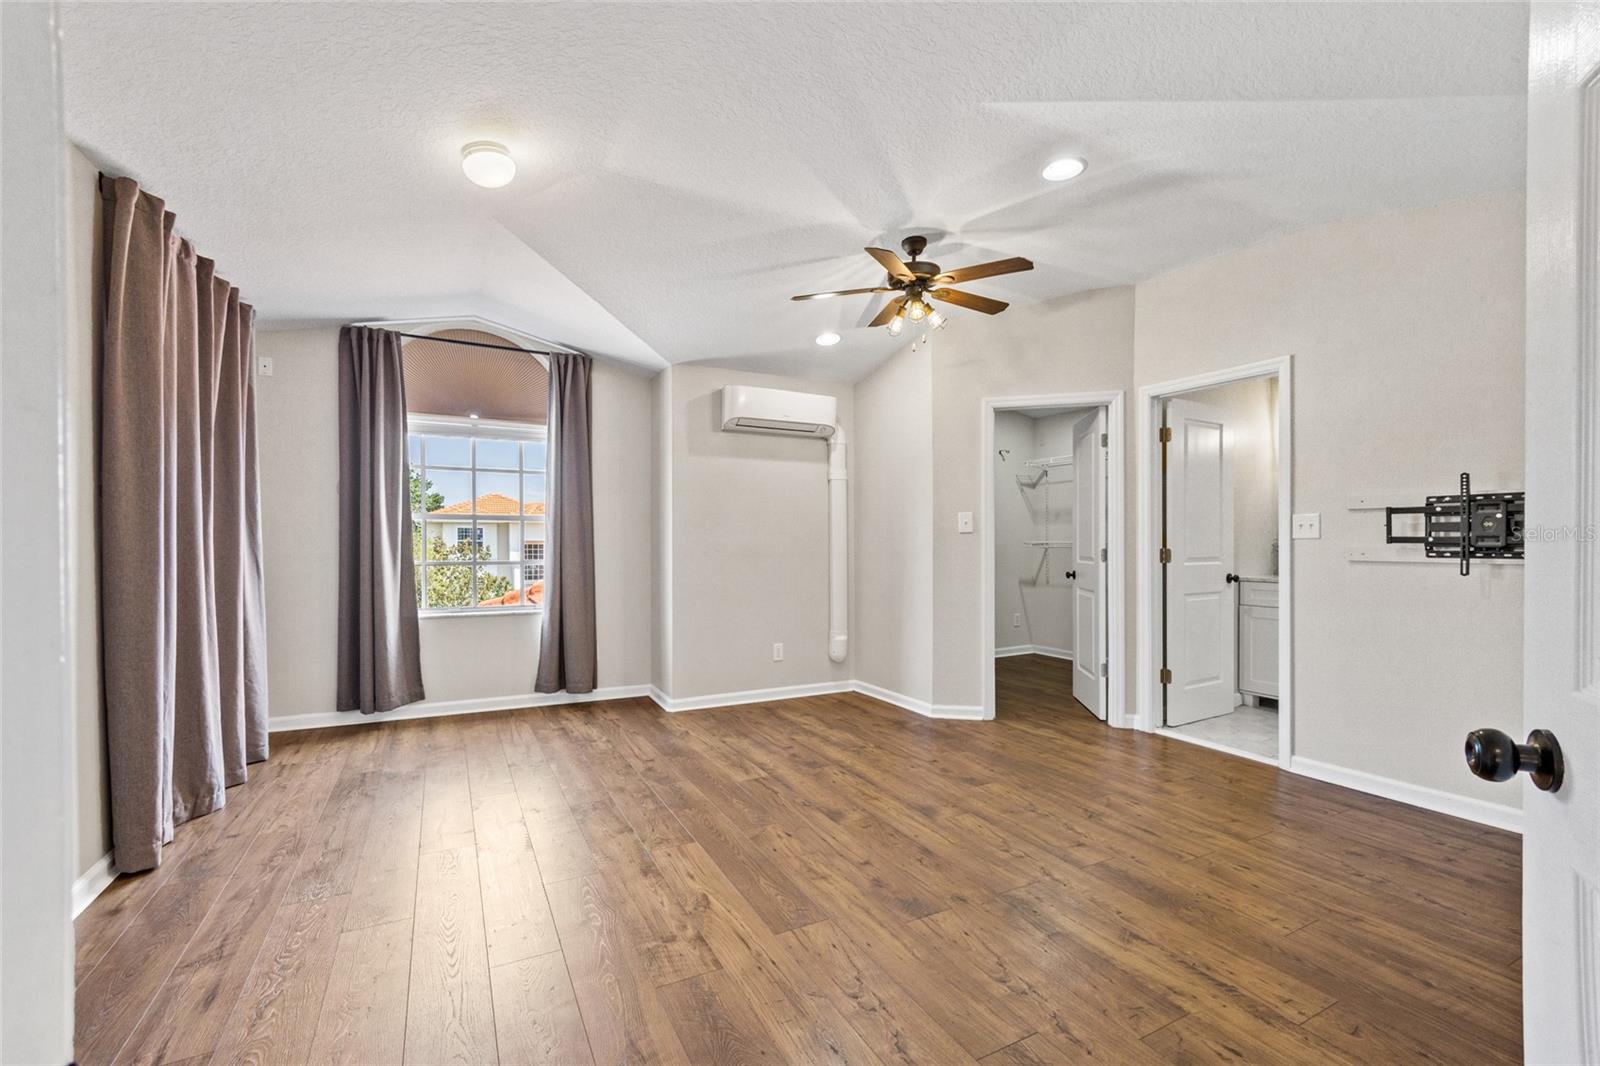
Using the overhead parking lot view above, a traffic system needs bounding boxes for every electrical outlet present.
[256,356,274,377]
[957,511,974,534]
[1292,513,1322,539]
[772,643,784,662]
[1012,613,1022,628]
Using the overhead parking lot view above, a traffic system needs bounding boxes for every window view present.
[409,429,547,611]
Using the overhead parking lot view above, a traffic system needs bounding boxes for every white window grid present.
[410,421,547,614]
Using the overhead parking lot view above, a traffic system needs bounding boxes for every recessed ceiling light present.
[1041,157,1087,182]
[461,141,516,188]
[815,332,842,347]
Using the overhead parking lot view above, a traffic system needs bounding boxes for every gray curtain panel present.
[336,326,426,714]
[98,175,270,874]
[536,352,598,693]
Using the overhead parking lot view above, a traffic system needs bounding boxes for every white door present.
[1520,8,1600,1061]
[1163,398,1235,727]
[1071,409,1107,720]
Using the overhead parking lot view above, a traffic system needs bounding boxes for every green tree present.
[410,469,444,513]
[419,535,514,608]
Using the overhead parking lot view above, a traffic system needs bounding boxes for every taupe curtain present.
[337,326,425,714]
[98,175,269,874]
[536,352,597,693]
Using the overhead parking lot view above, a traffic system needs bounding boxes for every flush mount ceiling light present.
[1041,157,1087,182]
[461,141,516,188]
[815,331,842,347]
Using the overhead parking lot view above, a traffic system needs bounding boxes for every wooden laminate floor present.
[76,655,1522,1065]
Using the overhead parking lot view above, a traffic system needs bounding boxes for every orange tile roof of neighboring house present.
[429,492,545,517]
[479,581,544,608]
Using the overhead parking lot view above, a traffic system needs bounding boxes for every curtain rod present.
[385,330,575,358]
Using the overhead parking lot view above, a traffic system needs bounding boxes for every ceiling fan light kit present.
[791,234,1033,334]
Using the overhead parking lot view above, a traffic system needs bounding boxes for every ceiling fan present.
[791,235,1033,336]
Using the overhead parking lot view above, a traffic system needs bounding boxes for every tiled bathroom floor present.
[1169,703,1279,759]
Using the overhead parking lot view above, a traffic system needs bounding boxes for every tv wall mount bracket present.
[1385,473,1524,576]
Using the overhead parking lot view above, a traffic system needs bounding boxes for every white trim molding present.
[72,852,117,919]
[1136,356,1295,767]
[649,681,853,713]
[995,644,1072,661]
[980,390,1128,726]
[852,681,934,717]
[267,684,653,732]
[850,681,986,720]
[1291,756,1522,834]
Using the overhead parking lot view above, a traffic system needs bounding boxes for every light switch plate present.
[957,511,974,534]
[1292,513,1321,539]
[772,643,784,662]
[256,356,274,377]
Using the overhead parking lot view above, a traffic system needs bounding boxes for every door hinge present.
[1159,426,1172,443]
[1159,667,1172,685]
[1100,547,1107,562]
[1100,432,1108,447]
[1159,546,1171,564]
[1099,661,1108,678]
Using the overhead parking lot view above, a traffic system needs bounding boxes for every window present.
[522,541,545,583]
[409,418,547,612]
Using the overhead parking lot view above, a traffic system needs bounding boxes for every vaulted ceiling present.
[61,2,1528,380]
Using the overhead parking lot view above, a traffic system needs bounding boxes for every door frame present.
[1135,356,1294,767]
[1,3,77,1060]
[980,391,1127,724]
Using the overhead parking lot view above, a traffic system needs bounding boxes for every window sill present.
[419,607,543,619]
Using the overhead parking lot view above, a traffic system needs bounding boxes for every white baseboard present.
[1290,755,1522,834]
[927,702,987,720]
[268,684,654,732]
[649,680,853,713]
[994,644,1072,661]
[852,681,933,717]
[851,682,987,720]
[72,851,117,918]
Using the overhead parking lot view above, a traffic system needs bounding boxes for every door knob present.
[1064,570,1077,580]
[1464,728,1564,792]
[1225,573,1240,584]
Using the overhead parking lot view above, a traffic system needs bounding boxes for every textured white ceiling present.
[60,2,1528,380]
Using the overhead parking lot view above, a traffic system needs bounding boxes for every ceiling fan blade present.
[865,247,917,283]
[867,295,909,328]
[930,287,1009,315]
[934,256,1034,284]
[790,286,895,302]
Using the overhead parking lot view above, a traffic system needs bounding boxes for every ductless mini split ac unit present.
[718,385,848,662]
[719,385,837,438]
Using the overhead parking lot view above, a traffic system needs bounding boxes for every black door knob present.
[1064,570,1077,580]
[1225,573,1240,584]
[1465,728,1564,792]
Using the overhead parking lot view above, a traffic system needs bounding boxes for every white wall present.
[855,342,934,703]
[256,328,653,717]
[994,410,1084,656]
[931,286,1138,713]
[993,412,1038,651]
[655,364,855,699]
[1135,189,1525,806]
[1179,377,1280,578]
